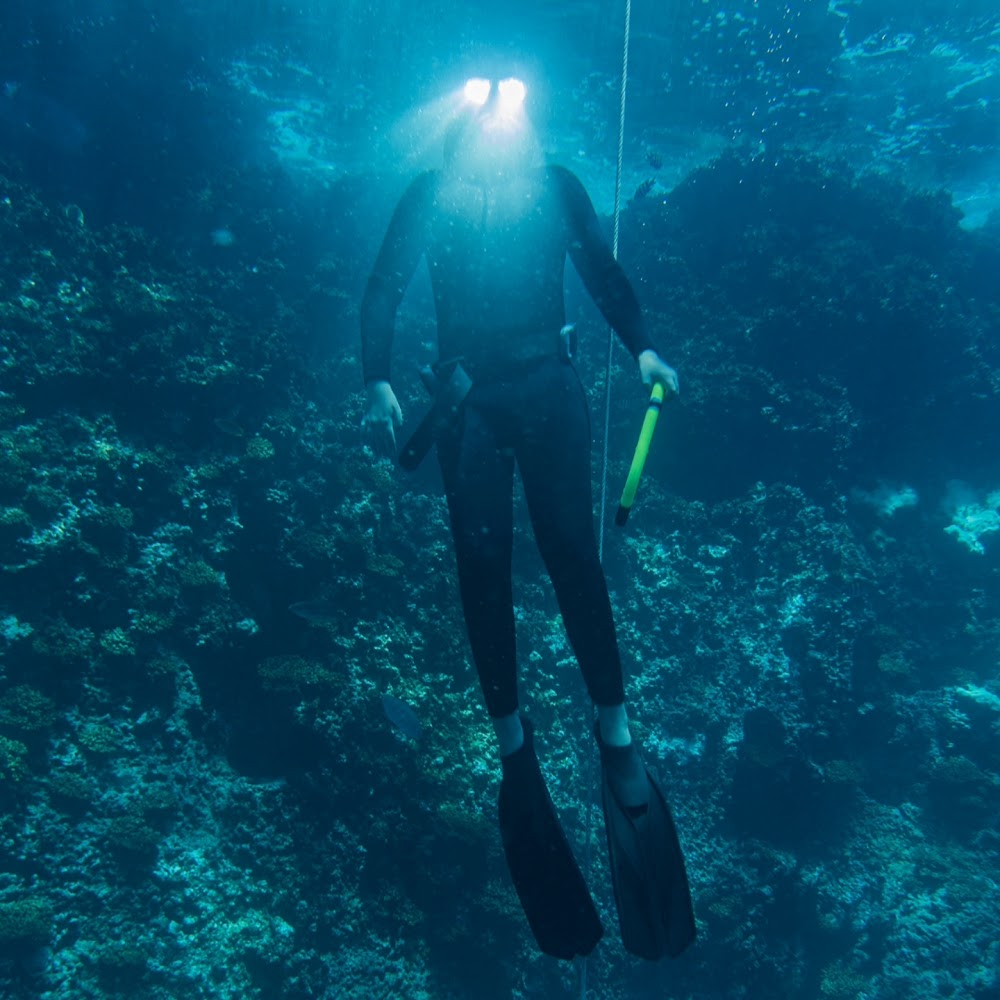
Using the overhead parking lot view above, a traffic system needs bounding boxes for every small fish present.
[382,694,422,741]
[288,600,338,625]
[635,178,656,200]
[213,417,245,437]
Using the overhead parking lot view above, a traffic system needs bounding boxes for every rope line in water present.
[584,2,632,997]
[598,0,632,564]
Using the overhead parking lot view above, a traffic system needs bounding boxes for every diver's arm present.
[360,171,435,386]
[360,172,434,453]
[556,166,678,394]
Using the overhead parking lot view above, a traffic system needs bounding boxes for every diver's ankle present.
[597,703,632,747]
[493,712,525,757]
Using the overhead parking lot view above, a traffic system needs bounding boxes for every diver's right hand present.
[361,380,403,458]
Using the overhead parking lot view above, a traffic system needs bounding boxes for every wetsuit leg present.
[437,400,519,718]
[515,360,626,707]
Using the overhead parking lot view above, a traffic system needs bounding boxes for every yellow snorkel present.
[615,381,666,526]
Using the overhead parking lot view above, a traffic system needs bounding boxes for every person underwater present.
[360,76,695,960]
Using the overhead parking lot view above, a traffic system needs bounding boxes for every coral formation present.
[0,144,998,1000]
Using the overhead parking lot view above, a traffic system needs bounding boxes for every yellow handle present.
[615,381,665,526]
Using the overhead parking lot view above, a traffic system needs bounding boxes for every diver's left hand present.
[638,350,679,397]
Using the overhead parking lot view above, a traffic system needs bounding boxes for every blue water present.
[1,2,998,998]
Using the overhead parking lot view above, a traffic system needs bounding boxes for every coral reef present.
[1,148,998,999]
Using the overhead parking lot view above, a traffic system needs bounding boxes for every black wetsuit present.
[361,165,656,717]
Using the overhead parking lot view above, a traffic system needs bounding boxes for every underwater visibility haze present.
[1,0,999,998]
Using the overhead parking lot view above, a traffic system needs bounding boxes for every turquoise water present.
[1,2,998,998]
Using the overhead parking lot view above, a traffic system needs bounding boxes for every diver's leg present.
[515,365,696,957]
[440,399,602,957]
[516,361,627,724]
[437,403,521,737]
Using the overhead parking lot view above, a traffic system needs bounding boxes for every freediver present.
[360,76,695,961]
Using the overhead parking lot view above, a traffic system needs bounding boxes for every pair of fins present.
[498,719,696,961]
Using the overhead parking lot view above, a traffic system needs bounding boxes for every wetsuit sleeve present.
[553,166,658,360]
[360,172,435,385]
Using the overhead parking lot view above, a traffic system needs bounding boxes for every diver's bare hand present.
[361,381,403,458]
[638,349,679,397]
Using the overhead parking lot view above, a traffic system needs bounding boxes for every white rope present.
[583,4,632,997]
[598,0,632,564]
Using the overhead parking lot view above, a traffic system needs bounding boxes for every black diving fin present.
[596,726,696,959]
[498,719,604,959]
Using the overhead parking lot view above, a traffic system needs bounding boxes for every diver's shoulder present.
[543,163,587,194]
[404,169,442,198]
[543,163,577,179]
[542,164,590,207]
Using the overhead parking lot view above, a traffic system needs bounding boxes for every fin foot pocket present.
[596,725,696,960]
[499,719,603,959]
